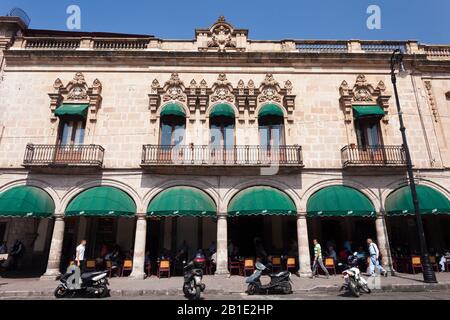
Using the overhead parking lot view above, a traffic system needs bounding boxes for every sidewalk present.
[1,272,449,298]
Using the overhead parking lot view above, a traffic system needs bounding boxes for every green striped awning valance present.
[55,104,89,118]
[0,186,55,218]
[160,103,186,117]
[352,105,384,119]
[258,103,284,118]
[210,103,235,118]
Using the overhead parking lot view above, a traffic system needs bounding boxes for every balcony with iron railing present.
[23,144,105,170]
[141,144,303,174]
[341,145,406,169]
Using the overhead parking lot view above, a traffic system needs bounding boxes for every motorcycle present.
[338,253,371,297]
[54,264,110,298]
[246,262,292,295]
[182,253,206,300]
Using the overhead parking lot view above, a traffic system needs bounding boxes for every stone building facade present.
[0,16,449,279]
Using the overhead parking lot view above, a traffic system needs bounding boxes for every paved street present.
[1,290,449,300]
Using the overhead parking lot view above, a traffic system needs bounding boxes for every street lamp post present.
[390,49,437,283]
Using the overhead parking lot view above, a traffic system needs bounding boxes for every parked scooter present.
[246,262,292,295]
[338,253,371,297]
[182,253,206,300]
[54,264,110,298]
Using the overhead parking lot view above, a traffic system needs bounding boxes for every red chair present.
[121,260,133,277]
[324,257,337,275]
[243,259,254,276]
[286,257,297,273]
[158,260,171,278]
[410,256,422,274]
[271,256,282,272]
[429,256,439,272]
[229,260,241,276]
[105,260,114,277]
[85,260,96,272]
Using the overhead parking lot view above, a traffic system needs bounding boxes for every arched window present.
[258,103,285,149]
[159,103,186,146]
[209,103,235,149]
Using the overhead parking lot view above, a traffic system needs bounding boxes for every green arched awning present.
[0,186,55,218]
[55,103,89,118]
[66,186,136,217]
[147,187,216,217]
[385,185,450,216]
[352,105,385,119]
[210,103,235,118]
[228,186,296,217]
[258,103,284,118]
[307,186,376,217]
[160,103,186,117]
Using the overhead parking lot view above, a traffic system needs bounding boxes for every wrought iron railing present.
[142,145,303,166]
[341,145,406,167]
[23,144,104,167]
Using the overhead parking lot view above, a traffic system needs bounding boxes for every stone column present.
[297,214,312,277]
[41,215,65,280]
[375,213,394,274]
[215,214,229,276]
[130,215,147,280]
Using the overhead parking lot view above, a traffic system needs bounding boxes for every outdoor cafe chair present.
[158,260,171,278]
[85,260,96,272]
[121,259,133,277]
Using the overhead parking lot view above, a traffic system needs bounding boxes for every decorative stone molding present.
[339,74,391,123]
[210,73,235,104]
[424,81,439,122]
[148,73,296,123]
[49,72,102,122]
[196,16,247,52]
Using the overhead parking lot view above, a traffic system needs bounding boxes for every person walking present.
[311,239,329,279]
[367,238,387,277]
[75,240,87,273]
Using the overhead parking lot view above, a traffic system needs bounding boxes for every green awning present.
[307,186,376,217]
[0,186,55,218]
[228,186,296,217]
[352,105,385,119]
[160,103,186,117]
[65,186,136,217]
[385,185,450,216]
[55,104,89,118]
[147,187,216,217]
[210,103,235,118]
[258,103,284,118]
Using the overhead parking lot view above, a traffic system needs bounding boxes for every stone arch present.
[381,178,450,211]
[300,179,381,213]
[223,179,300,214]
[142,179,220,214]
[60,179,142,215]
[0,179,61,215]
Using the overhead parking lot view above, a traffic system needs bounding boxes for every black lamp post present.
[390,49,437,283]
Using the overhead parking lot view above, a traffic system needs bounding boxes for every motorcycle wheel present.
[349,279,360,297]
[95,284,110,298]
[361,283,371,294]
[54,285,68,299]
[192,285,201,300]
[282,282,293,295]
[247,283,257,296]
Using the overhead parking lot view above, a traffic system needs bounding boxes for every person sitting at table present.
[0,241,8,254]
[327,245,337,262]
[208,241,216,256]
[254,237,268,263]
[175,240,189,262]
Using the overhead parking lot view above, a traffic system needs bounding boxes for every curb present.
[0,282,449,298]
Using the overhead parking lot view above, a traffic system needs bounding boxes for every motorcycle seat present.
[81,271,106,280]
[270,271,289,278]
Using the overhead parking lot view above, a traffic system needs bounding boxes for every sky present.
[0,0,449,44]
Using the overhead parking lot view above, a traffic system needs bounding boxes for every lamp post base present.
[421,254,438,283]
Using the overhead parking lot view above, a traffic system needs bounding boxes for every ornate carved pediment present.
[258,74,283,104]
[49,72,102,122]
[162,73,187,103]
[197,16,247,52]
[210,73,234,103]
[339,74,391,123]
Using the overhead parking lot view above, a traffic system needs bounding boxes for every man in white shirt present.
[76,240,87,273]
[367,238,387,277]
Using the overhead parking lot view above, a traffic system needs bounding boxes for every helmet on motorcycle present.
[193,253,206,268]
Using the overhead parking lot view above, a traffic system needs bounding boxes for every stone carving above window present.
[49,72,102,122]
[339,74,391,123]
[197,16,247,52]
[148,73,296,122]
[210,73,234,103]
